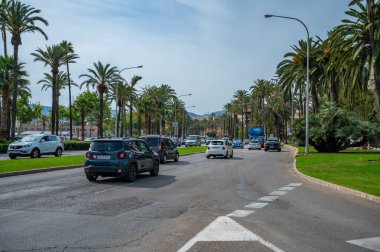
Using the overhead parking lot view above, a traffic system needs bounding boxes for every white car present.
[7,134,64,159]
[206,140,233,159]
[185,135,201,147]
[248,140,261,150]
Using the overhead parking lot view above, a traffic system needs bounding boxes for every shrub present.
[0,144,9,153]
[63,141,91,151]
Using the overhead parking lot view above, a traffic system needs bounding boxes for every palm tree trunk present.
[241,111,244,140]
[0,80,9,139]
[81,109,85,141]
[51,71,56,135]
[10,43,19,140]
[99,92,104,137]
[137,111,142,136]
[66,62,73,140]
[116,104,121,137]
[148,116,151,134]
[299,86,304,117]
[55,93,59,135]
[310,80,319,113]
[129,100,133,137]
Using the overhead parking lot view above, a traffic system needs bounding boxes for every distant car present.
[200,137,206,145]
[140,135,179,164]
[206,140,233,159]
[248,140,261,150]
[84,138,160,182]
[244,139,250,144]
[7,134,64,159]
[170,137,182,147]
[232,139,244,149]
[185,135,201,147]
[264,137,281,152]
[206,137,214,145]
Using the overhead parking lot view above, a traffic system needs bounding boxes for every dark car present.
[264,137,281,152]
[140,135,179,164]
[84,139,160,182]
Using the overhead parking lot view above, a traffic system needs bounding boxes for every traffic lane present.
[0,151,258,252]
[0,150,87,160]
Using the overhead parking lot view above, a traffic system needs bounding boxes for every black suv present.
[140,135,179,164]
[264,137,281,152]
[84,138,160,182]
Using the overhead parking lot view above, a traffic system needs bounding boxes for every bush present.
[63,141,91,151]
[0,144,8,153]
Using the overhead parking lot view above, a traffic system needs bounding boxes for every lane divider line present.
[278,186,295,191]
[227,210,255,218]
[287,183,303,187]
[258,196,279,202]
[270,191,288,196]
[245,202,268,209]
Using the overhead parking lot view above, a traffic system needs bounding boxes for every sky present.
[14,0,349,115]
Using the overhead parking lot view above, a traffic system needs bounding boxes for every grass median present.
[178,146,207,155]
[296,147,380,197]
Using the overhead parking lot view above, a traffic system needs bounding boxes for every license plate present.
[212,147,220,149]
[97,155,110,159]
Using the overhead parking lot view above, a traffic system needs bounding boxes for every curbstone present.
[0,165,83,178]
[286,145,380,204]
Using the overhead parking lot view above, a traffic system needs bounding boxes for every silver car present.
[248,140,261,150]
[7,134,64,159]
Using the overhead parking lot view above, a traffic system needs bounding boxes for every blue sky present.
[18,0,349,114]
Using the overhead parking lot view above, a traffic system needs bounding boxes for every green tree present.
[74,91,98,140]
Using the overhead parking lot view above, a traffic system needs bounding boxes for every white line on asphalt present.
[227,210,254,218]
[94,188,116,194]
[270,191,288,196]
[347,236,380,252]
[278,186,295,191]
[258,196,279,202]
[177,216,284,252]
[245,202,268,209]
[287,183,303,187]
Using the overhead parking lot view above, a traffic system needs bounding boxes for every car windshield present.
[141,137,159,147]
[90,141,123,151]
[251,141,259,143]
[187,136,197,140]
[211,141,224,145]
[21,135,41,142]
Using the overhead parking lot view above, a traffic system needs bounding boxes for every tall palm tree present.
[60,40,79,140]
[31,44,66,135]
[0,0,48,139]
[150,84,175,134]
[233,89,249,140]
[0,55,11,139]
[127,75,142,137]
[80,61,118,137]
[141,85,157,134]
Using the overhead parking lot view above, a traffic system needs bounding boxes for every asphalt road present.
[0,148,379,252]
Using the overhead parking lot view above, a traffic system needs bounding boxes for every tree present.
[233,89,249,140]
[60,40,79,140]
[74,91,98,140]
[17,96,42,132]
[31,44,66,135]
[127,75,142,136]
[0,0,48,139]
[80,61,118,137]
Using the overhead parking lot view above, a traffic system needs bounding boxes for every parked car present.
[170,137,182,147]
[7,134,64,159]
[264,137,281,152]
[140,135,179,163]
[244,139,250,144]
[232,139,244,149]
[206,140,233,159]
[200,136,206,145]
[185,135,201,147]
[248,139,261,150]
[84,138,160,182]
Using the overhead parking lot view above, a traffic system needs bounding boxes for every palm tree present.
[60,40,79,140]
[0,55,11,139]
[233,89,249,140]
[80,61,118,137]
[141,85,157,134]
[127,75,142,137]
[0,0,48,139]
[31,44,66,135]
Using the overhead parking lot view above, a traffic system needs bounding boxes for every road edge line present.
[286,145,380,204]
[0,165,83,178]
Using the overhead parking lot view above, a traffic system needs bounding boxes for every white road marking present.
[258,196,279,202]
[0,186,63,200]
[287,183,303,187]
[245,202,268,209]
[227,210,254,218]
[347,236,380,252]
[270,191,288,196]
[94,188,116,194]
[278,186,295,191]
[177,216,284,252]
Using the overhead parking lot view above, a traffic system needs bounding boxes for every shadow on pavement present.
[94,174,176,188]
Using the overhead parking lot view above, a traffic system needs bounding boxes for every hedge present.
[0,144,8,153]
[63,141,91,151]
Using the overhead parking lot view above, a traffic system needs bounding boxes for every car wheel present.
[9,154,16,159]
[278,148,281,152]
[86,174,98,182]
[31,148,40,158]
[206,155,210,159]
[55,147,62,157]
[264,148,268,152]
[230,151,233,158]
[127,164,137,182]
[150,160,159,176]
[224,152,228,159]
[161,154,167,164]
[174,153,179,162]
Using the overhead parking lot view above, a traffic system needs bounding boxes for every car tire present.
[31,148,40,158]
[127,164,137,182]
[150,160,159,176]
[9,154,16,159]
[278,148,281,152]
[264,149,268,152]
[224,152,228,159]
[86,174,98,181]
[174,153,179,162]
[206,155,210,159]
[55,147,63,157]
[161,154,167,164]
[230,151,233,158]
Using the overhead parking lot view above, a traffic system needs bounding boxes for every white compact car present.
[7,134,64,159]
[248,140,261,150]
[206,140,233,159]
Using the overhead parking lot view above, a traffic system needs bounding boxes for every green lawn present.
[296,149,380,196]
[178,146,207,155]
[0,155,85,173]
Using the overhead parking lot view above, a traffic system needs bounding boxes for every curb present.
[285,145,380,204]
[0,165,83,178]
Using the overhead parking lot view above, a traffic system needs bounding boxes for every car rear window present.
[141,137,159,147]
[211,141,224,145]
[90,141,123,151]
[188,135,197,140]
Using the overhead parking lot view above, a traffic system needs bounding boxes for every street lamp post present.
[182,105,195,140]
[174,93,192,137]
[115,65,143,137]
[265,14,310,154]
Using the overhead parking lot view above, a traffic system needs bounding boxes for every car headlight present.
[24,144,32,148]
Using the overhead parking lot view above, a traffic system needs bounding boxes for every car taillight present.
[86,152,91,158]
[118,152,126,159]
[222,146,226,150]
[208,147,210,150]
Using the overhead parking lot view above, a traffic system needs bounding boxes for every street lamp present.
[115,65,143,137]
[265,14,310,154]
[174,93,192,137]
[182,105,195,140]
